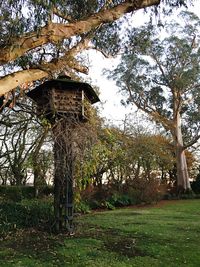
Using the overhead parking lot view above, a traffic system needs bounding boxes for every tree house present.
[27,75,99,121]
[27,76,99,233]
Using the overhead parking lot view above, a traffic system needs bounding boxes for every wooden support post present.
[64,132,74,233]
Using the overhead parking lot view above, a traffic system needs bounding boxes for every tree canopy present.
[0,0,194,106]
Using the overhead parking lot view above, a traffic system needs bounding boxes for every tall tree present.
[107,11,200,191]
[0,0,193,102]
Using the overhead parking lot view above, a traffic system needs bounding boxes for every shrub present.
[21,199,53,226]
[21,186,35,199]
[88,200,102,209]
[39,185,54,196]
[124,175,161,204]
[191,173,200,194]
[0,186,35,201]
[124,188,142,205]
[0,199,53,236]
[74,201,90,214]
[4,186,23,202]
[109,193,132,207]
[0,185,54,201]
[103,201,115,210]
[87,199,115,210]
[180,190,195,200]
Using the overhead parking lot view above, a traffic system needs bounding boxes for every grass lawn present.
[1,199,200,266]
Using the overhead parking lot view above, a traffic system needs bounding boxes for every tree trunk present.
[13,169,25,185]
[176,146,191,191]
[53,137,64,233]
[174,112,191,191]
[32,127,49,197]
[52,120,74,233]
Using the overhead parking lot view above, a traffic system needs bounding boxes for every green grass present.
[1,199,200,266]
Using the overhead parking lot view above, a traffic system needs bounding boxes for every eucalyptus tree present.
[107,11,200,191]
[0,0,194,104]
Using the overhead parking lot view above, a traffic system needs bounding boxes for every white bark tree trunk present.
[174,111,191,191]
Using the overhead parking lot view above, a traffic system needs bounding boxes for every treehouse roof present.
[27,76,100,104]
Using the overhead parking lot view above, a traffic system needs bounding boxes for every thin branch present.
[151,52,170,87]
[53,7,73,22]
[90,46,115,58]
[126,84,173,132]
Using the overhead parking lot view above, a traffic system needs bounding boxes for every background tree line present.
[0,97,198,205]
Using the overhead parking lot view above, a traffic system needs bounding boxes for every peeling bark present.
[176,145,191,190]
[0,69,48,96]
[0,39,90,96]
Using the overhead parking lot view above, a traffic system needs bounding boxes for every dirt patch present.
[104,237,148,258]
[75,223,120,240]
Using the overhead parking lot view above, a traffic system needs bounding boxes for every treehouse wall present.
[35,87,89,120]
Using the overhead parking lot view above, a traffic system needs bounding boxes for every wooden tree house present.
[27,75,99,233]
[27,75,99,121]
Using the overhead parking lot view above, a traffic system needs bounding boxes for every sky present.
[86,1,200,126]
[88,52,130,125]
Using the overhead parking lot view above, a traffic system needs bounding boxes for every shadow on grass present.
[0,229,68,266]
[76,222,151,258]
[0,219,174,265]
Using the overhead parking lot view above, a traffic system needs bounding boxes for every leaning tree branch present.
[151,52,171,88]
[89,46,115,58]
[0,0,160,64]
[0,70,48,97]
[38,37,91,72]
[0,39,91,96]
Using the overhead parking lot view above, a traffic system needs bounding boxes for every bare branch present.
[184,135,200,150]
[126,84,173,132]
